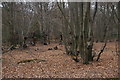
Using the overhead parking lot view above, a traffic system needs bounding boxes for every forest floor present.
[2,42,118,78]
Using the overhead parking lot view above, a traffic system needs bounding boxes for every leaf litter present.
[2,42,118,78]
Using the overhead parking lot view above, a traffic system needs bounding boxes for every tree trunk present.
[9,2,16,46]
[83,2,91,64]
[79,2,84,58]
[117,1,120,77]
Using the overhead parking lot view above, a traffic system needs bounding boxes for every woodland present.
[1,1,120,78]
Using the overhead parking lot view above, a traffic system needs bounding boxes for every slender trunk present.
[79,2,84,58]
[9,2,15,46]
[88,2,97,61]
[83,2,90,64]
[117,2,120,77]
